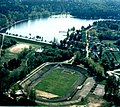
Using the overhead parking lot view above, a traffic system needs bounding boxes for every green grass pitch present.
[34,68,80,96]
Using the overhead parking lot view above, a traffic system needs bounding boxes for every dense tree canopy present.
[0,0,120,106]
[81,57,104,80]
[104,75,120,105]
[1,0,120,29]
[0,36,17,49]
[92,21,120,41]
[27,46,73,70]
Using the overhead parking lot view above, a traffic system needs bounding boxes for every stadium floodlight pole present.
[0,34,5,58]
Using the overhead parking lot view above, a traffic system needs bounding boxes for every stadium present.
[19,62,89,103]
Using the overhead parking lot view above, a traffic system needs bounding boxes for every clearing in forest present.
[9,43,30,53]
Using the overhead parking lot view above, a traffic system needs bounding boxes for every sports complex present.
[19,62,93,104]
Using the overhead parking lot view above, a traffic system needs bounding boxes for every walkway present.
[63,55,75,64]
[85,27,94,57]
[0,33,52,45]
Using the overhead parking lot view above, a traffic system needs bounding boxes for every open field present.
[102,50,120,64]
[9,43,30,53]
[102,40,116,45]
[34,68,80,96]
[1,38,41,65]
[113,51,120,62]
[0,50,18,64]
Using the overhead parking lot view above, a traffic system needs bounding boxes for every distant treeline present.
[93,21,120,41]
[1,0,120,29]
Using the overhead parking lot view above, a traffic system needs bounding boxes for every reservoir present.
[6,14,98,42]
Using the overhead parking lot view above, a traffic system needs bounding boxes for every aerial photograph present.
[0,0,120,106]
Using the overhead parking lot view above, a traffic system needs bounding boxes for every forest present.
[1,0,120,30]
[1,19,120,106]
[93,21,120,41]
[0,0,120,106]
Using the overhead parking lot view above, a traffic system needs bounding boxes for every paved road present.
[63,55,75,64]
[0,33,52,45]
[86,42,89,57]
[85,27,94,57]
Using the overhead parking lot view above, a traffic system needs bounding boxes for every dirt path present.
[87,97,104,107]
[36,90,59,98]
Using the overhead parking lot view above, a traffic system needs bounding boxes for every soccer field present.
[34,68,80,96]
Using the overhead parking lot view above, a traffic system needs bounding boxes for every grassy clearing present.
[113,51,120,62]
[0,49,18,64]
[0,38,41,64]
[102,52,110,62]
[102,50,120,64]
[34,68,80,96]
[102,40,116,45]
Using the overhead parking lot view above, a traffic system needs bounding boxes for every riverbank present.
[0,19,28,32]
[6,14,97,42]
[1,33,52,46]
[0,12,66,33]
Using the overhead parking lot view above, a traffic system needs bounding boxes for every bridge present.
[0,33,52,45]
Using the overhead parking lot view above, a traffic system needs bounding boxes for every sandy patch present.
[93,84,105,96]
[87,97,104,107]
[36,90,59,99]
[70,105,85,107]
[9,44,30,53]
[88,103,102,107]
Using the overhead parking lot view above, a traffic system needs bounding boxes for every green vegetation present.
[85,20,120,72]
[27,46,73,71]
[81,58,104,80]
[104,75,120,106]
[113,51,120,62]
[35,68,79,96]
[102,50,120,64]
[1,3,120,105]
[7,36,51,46]
[115,39,120,47]
[0,36,17,49]
[0,40,40,64]
[102,40,116,44]
[1,0,120,30]
[0,49,17,64]
[0,36,74,105]
[73,93,110,107]
[1,20,120,106]
[93,21,120,41]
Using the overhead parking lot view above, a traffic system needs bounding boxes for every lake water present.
[6,14,99,42]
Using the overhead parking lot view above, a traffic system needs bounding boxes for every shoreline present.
[0,19,28,32]
[0,12,61,33]
[1,14,120,33]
